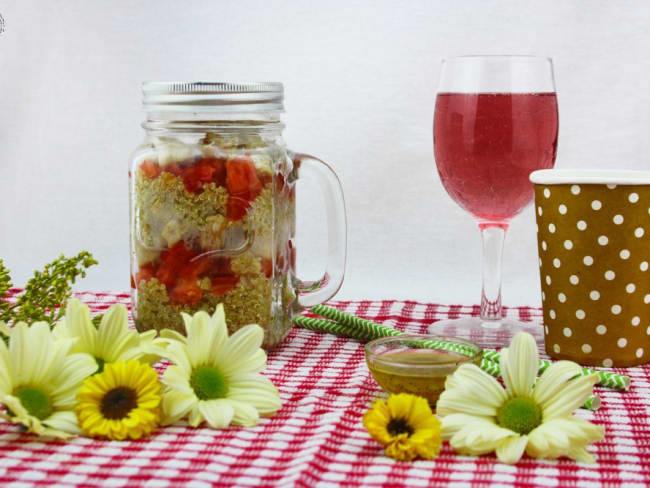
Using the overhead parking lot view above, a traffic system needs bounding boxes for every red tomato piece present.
[211,276,239,295]
[140,161,161,179]
[226,195,249,221]
[261,258,273,278]
[156,242,195,287]
[135,264,156,286]
[180,255,213,280]
[169,277,203,305]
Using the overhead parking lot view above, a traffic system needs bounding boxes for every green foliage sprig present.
[0,252,97,330]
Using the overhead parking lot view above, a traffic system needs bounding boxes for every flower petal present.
[541,374,599,420]
[161,365,194,395]
[496,435,528,464]
[437,366,506,418]
[500,332,538,398]
[450,420,515,456]
[0,337,13,393]
[526,417,604,461]
[185,311,214,367]
[533,360,583,407]
[440,413,495,441]
[50,353,98,407]
[198,399,235,429]
[44,410,81,436]
[217,324,265,375]
[228,399,260,427]
[64,299,97,355]
[227,373,281,415]
[161,390,196,425]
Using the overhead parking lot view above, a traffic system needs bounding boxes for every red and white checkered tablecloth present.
[1,292,649,487]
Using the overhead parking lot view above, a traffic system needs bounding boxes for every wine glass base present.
[427,317,544,350]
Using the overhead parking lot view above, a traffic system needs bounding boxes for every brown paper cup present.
[531,169,650,367]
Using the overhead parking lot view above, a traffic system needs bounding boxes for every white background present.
[1,1,649,306]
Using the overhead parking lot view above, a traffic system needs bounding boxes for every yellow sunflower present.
[363,393,442,461]
[75,360,161,440]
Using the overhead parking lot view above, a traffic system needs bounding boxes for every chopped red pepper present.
[156,242,195,287]
[225,157,263,220]
[140,160,161,179]
[135,264,156,286]
[169,277,203,305]
[211,276,239,295]
[261,258,273,278]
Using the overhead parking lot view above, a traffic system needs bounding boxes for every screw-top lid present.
[142,82,284,112]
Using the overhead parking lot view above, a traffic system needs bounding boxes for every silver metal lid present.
[142,82,284,112]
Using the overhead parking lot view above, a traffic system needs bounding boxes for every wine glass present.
[432,55,558,347]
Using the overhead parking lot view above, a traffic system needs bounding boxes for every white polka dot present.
[620,249,630,260]
[553,344,561,353]
[605,270,616,280]
[541,241,547,251]
[591,200,602,210]
[582,344,592,353]
[611,304,622,315]
[558,204,567,215]
[596,324,607,335]
[631,316,640,326]
[626,283,636,293]
[538,258,542,267]
[546,275,552,285]
[575,309,586,319]
[548,223,556,233]
[564,240,573,250]
[636,348,644,358]
[553,258,561,268]
[617,338,627,348]
[635,227,645,238]
[644,294,650,304]
[607,184,617,189]
[542,291,546,301]
[544,188,551,198]
[563,327,572,337]
[590,290,600,300]
[545,325,549,334]
[647,326,650,335]
[629,192,639,203]
[577,220,587,230]
[641,261,648,271]
[583,256,593,266]
[569,275,579,285]
[603,358,613,367]
[613,214,624,225]
[537,206,543,216]
[549,309,556,319]
[558,293,566,302]
[571,185,581,195]
[598,235,608,246]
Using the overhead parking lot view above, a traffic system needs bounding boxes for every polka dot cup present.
[531,169,650,367]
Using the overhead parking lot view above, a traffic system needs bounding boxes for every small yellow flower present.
[363,393,442,461]
[75,360,161,440]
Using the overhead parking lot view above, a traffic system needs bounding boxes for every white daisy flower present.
[53,299,162,372]
[437,332,605,464]
[0,321,96,438]
[160,304,281,428]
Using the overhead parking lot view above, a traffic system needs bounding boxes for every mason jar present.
[129,82,346,349]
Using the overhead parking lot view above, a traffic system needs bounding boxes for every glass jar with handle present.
[130,82,346,349]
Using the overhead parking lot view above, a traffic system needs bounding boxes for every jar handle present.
[289,151,347,309]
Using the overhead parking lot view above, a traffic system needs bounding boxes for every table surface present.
[0,292,648,488]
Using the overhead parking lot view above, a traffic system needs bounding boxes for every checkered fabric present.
[0,292,648,487]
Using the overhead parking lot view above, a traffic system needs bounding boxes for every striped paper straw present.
[303,305,631,391]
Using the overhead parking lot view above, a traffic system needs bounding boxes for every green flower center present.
[190,365,228,400]
[94,357,105,374]
[101,387,137,419]
[387,417,414,437]
[14,386,53,420]
[497,397,542,435]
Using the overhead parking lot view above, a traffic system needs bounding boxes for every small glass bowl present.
[364,335,483,407]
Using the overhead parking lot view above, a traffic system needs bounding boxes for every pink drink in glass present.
[434,93,558,221]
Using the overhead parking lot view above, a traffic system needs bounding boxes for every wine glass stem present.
[479,222,508,321]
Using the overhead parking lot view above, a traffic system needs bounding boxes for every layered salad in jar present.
[130,133,296,349]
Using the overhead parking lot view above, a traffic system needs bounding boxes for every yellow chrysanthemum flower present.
[54,299,164,372]
[75,360,161,440]
[0,322,97,438]
[159,304,281,429]
[437,332,605,464]
[363,393,442,461]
